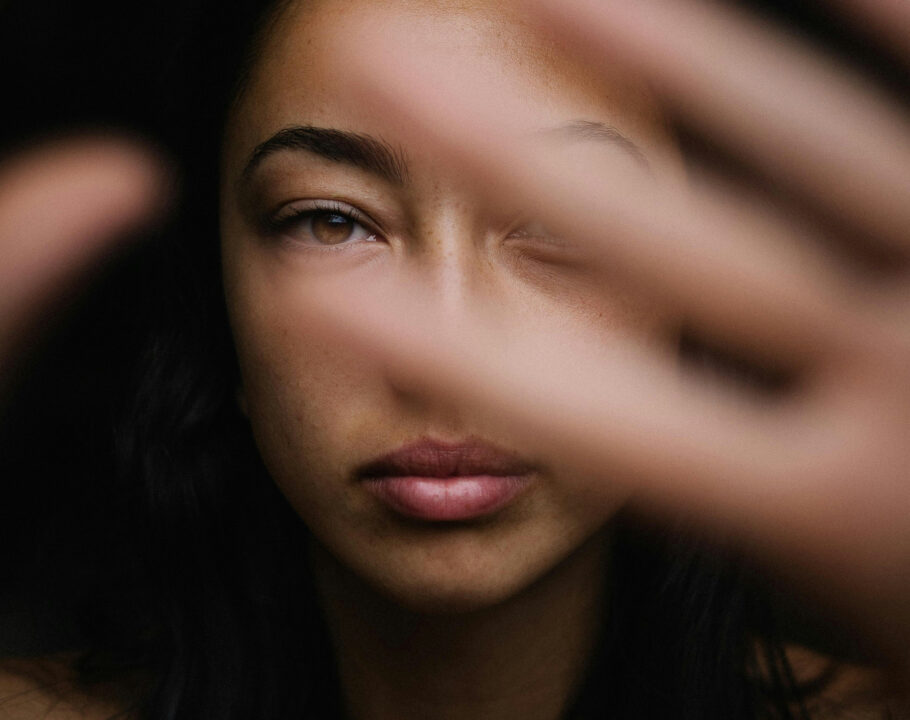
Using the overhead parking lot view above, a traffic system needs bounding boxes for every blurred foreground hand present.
[301,0,910,676]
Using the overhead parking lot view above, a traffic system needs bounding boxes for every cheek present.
[227,274,386,494]
[233,313,399,546]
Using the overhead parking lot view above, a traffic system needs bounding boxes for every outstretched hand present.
[303,0,910,672]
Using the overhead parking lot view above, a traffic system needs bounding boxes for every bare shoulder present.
[784,644,910,720]
[0,655,134,720]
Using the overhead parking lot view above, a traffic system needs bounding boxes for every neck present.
[310,531,609,720]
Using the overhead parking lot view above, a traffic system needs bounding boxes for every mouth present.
[356,437,536,521]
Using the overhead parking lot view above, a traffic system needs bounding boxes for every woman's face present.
[221,0,677,612]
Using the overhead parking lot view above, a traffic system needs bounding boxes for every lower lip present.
[363,475,532,521]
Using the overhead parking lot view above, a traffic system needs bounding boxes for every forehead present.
[225,0,668,176]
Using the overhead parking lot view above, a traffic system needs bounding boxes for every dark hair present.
[2,0,873,717]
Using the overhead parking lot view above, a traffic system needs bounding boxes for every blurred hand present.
[306,0,910,672]
[0,138,166,377]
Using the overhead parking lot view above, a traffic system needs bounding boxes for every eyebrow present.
[240,120,646,188]
[241,126,408,185]
[546,120,649,168]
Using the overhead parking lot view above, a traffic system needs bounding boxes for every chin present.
[342,531,585,616]
[307,491,613,618]
[373,567,535,616]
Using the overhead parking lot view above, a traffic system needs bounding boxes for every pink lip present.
[357,438,535,521]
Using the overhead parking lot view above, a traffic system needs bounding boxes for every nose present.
[382,208,505,428]
[406,208,498,320]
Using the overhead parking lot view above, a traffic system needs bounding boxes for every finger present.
[302,274,910,664]
[0,137,168,361]
[299,270,823,543]
[530,0,910,253]
[343,44,868,369]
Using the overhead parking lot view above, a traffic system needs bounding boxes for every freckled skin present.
[220,0,679,613]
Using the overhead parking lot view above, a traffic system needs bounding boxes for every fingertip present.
[17,133,174,239]
[0,133,176,343]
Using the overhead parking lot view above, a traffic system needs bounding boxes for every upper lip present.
[356,437,535,479]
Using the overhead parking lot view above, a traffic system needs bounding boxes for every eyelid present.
[504,220,589,270]
[507,218,549,238]
[264,198,382,236]
[258,198,386,248]
[506,220,574,248]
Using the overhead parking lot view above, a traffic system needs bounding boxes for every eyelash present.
[262,199,381,244]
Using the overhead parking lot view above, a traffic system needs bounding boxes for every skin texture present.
[221,0,676,614]
[0,0,907,717]
[220,2,678,716]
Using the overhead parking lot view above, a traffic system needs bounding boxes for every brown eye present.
[311,212,356,245]
[267,202,379,247]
